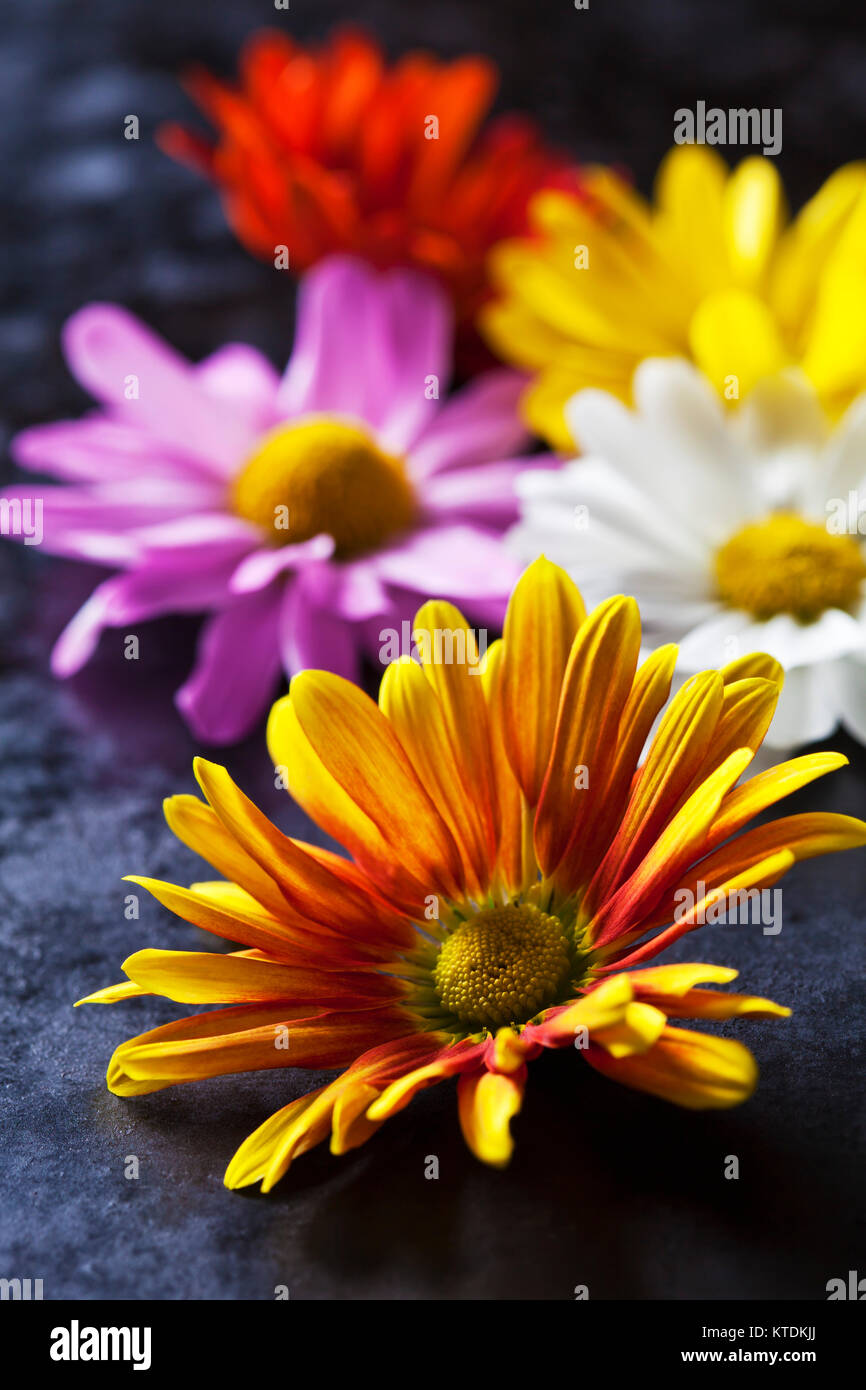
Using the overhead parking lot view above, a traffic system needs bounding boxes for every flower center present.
[714,512,866,622]
[231,418,417,558]
[434,904,572,1030]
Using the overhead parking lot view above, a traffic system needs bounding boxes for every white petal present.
[567,361,758,545]
[834,651,866,745]
[764,665,840,748]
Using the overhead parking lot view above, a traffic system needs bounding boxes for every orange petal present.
[380,602,497,898]
[587,747,754,948]
[193,759,415,951]
[224,1032,448,1190]
[627,963,791,1019]
[414,600,499,884]
[480,640,528,895]
[680,677,780,798]
[704,751,849,849]
[268,674,465,907]
[108,1005,413,1095]
[366,1038,488,1121]
[558,643,678,895]
[603,847,796,968]
[534,594,641,878]
[584,1025,760,1109]
[164,792,291,919]
[125,875,382,968]
[585,670,724,913]
[498,557,586,807]
[525,972,634,1047]
[121,948,408,1008]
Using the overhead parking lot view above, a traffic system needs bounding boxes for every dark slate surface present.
[1,0,864,1301]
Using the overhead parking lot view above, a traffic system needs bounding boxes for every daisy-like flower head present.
[481,145,866,448]
[5,256,546,743]
[513,359,866,747]
[79,559,866,1190]
[158,26,577,340]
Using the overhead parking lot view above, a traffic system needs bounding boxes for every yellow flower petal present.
[590,999,667,1059]
[413,598,499,889]
[723,156,785,291]
[585,670,724,913]
[561,643,678,894]
[655,144,730,296]
[380,655,493,897]
[690,287,789,400]
[163,792,291,919]
[120,948,406,1007]
[224,1088,330,1192]
[534,594,641,878]
[457,1069,524,1168]
[499,556,586,807]
[588,747,754,949]
[585,1026,760,1109]
[480,640,528,894]
[75,980,151,1006]
[710,751,848,846]
[192,758,413,951]
[268,673,465,906]
[108,1006,409,1094]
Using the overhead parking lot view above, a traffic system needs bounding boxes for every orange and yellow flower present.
[159,27,578,343]
[80,558,866,1190]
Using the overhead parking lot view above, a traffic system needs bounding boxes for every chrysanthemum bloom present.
[79,559,866,1189]
[481,146,866,448]
[511,360,866,747]
[158,27,577,342]
[5,256,545,743]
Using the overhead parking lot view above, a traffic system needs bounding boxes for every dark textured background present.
[1,0,864,1301]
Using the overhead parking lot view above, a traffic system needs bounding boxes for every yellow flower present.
[481,146,866,449]
[79,559,866,1191]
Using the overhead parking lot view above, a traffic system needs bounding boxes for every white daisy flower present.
[511,358,866,747]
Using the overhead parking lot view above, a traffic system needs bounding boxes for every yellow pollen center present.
[714,512,866,622]
[231,418,417,558]
[434,904,572,1030]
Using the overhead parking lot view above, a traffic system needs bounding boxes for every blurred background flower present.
[510,360,866,746]
[158,26,579,366]
[483,148,866,449]
[4,257,549,742]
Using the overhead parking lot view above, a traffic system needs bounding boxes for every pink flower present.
[6,257,549,743]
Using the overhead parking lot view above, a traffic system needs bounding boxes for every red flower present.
[158,28,579,345]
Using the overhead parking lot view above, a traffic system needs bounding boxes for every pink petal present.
[277,256,452,452]
[0,481,226,562]
[328,560,392,621]
[408,370,532,479]
[229,534,335,594]
[10,417,218,484]
[49,541,252,676]
[195,343,282,433]
[62,304,259,474]
[280,569,362,681]
[422,457,554,529]
[373,523,521,600]
[175,588,284,745]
